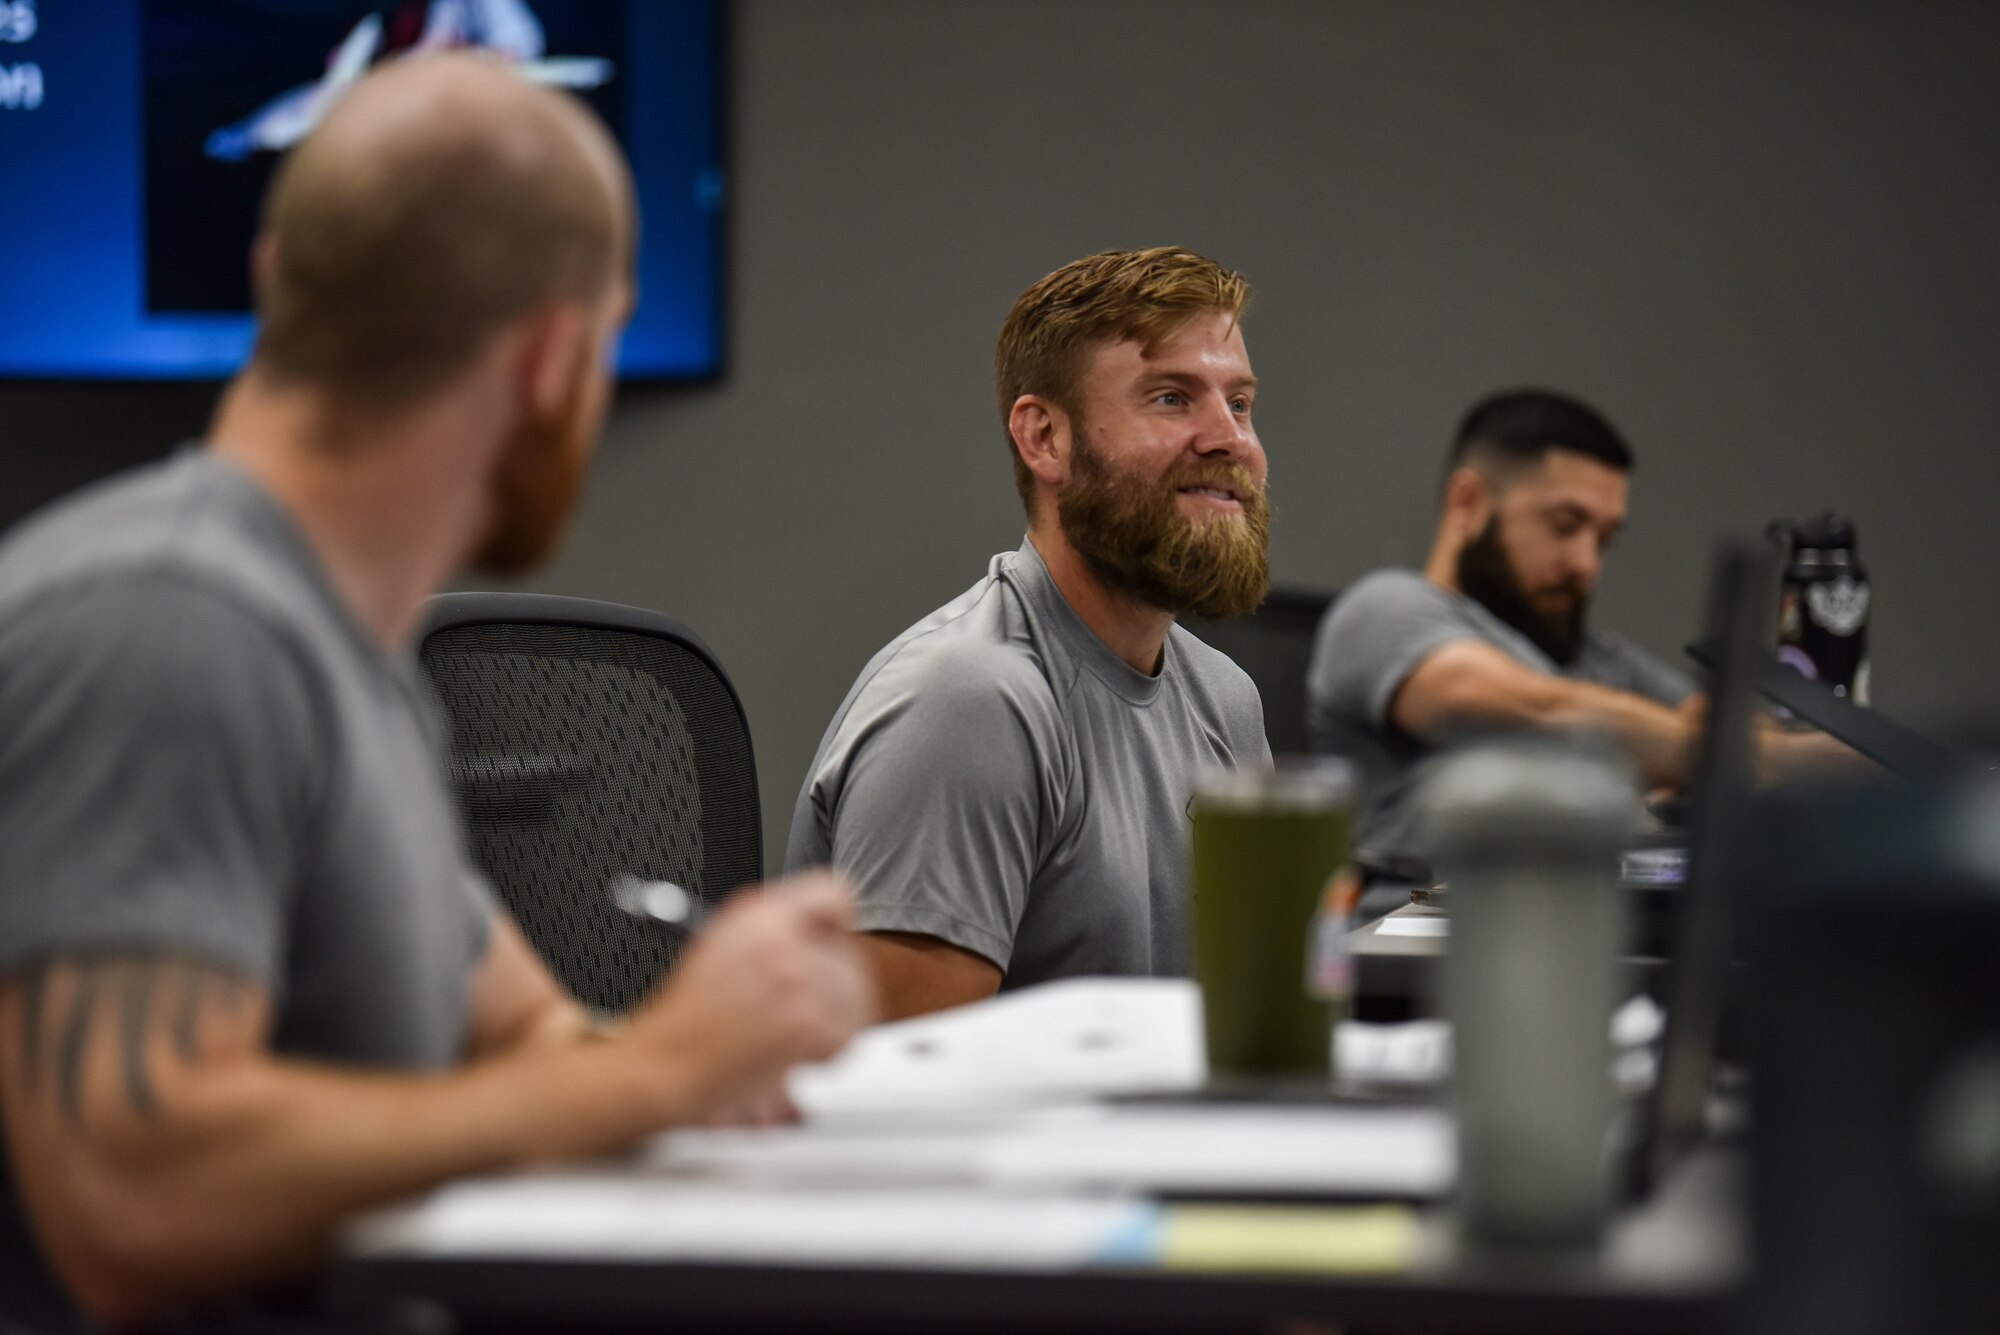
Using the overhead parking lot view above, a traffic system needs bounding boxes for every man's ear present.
[1009,394,1071,493]
[249,234,280,301]
[519,303,592,423]
[1442,465,1494,536]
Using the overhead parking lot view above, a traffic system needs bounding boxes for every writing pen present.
[608,872,712,936]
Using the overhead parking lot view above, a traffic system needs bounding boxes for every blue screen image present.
[0,0,722,379]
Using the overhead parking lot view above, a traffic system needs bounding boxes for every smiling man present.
[787,248,1272,1019]
[1307,389,1696,882]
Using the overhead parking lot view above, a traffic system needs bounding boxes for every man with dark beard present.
[787,249,1272,1020]
[1306,389,1696,883]
[0,57,871,1330]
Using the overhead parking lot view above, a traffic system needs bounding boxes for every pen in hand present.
[609,872,712,936]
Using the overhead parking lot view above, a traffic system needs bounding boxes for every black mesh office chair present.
[418,592,761,1014]
[1181,586,1336,755]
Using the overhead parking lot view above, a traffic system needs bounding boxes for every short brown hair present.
[995,247,1251,514]
[253,62,631,414]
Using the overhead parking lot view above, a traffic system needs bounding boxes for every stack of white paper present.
[785,976,1207,1117]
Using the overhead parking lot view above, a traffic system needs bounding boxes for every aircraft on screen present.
[205,0,615,163]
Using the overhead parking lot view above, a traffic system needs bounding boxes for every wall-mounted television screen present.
[0,0,722,380]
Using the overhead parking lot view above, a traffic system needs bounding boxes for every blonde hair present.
[994,247,1251,513]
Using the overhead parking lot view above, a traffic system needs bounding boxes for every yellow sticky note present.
[1160,1204,1420,1274]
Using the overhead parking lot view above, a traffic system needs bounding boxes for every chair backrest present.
[418,592,761,1013]
[1180,586,1337,756]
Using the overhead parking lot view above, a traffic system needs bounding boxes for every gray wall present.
[5,2,1997,872]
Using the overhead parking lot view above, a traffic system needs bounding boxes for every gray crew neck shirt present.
[0,450,495,1329]
[1307,568,1693,870]
[786,538,1269,986]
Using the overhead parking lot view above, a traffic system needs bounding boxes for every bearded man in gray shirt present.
[0,57,870,1331]
[789,248,1272,1019]
[1308,390,1699,880]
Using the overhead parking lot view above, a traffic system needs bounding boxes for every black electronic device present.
[1624,537,1775,1198]
[1744,773,2000,1335]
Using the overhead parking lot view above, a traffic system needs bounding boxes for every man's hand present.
[1750,717,1874,784]
[622,871,876,1120]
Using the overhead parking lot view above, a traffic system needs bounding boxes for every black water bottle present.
[1768,514,1871,703]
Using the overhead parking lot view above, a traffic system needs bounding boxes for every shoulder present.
[1324,569,1458,631]
[831,571,1063,748]
[1313,569,1469,672]
[0,567,321,727]
[864,611,1059,728]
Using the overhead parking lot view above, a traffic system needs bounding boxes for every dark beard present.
[1056,431,1272,618]
[1455,517,1586,666]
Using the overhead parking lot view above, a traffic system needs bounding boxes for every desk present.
[1352,902,1683,1019]
[1352,901,1449,1017]
[332,1141,1742,1334]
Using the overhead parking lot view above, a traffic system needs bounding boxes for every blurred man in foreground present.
[1308,389,1696,880]
[0,56,871,1329]
[788,248,1270,1021]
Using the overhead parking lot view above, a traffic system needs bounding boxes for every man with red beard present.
[1307,390,1697,887]
[0,57,871,1330]
[787,249,1272,1021]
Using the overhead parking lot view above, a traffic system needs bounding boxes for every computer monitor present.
[1,1,723,380]
[1633,537,1776,1196]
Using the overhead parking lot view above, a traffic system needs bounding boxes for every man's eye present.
[1230,397,1252,415]
[1155,391,1185,407]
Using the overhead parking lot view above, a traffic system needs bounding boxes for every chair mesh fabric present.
[419,621,760,1014]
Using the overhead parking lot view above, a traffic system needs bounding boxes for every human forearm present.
[1529,678,1697,787]
[3,878,872,1325]
[1,969,707,1323]
[1395,642,1697,788]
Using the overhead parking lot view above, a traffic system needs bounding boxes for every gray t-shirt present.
[787,538,1269,986]
[1307,568,1693,870]
[0,451,495,1329]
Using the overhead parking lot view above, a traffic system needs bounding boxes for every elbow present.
[45,1204,193,1328]
[37,1164,284,1327]
[1405,677,1566,743]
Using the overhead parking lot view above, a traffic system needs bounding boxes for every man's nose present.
[1566,534,1604,587]
[1191,394,1253,457]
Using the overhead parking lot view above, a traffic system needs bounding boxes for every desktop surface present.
[334,1145,1742,1334]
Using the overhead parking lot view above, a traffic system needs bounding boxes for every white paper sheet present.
[786,976,1206,1116]
[649,1102,1455,1201]
[350,1180,1151,1269]
[1375,916,1451,938]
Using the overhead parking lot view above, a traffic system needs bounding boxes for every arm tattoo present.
[173,968,204,1064]
[119,963,161,1118]
[55,965,102,1122]
[13,955,251,1124]
[17,961,49,1096]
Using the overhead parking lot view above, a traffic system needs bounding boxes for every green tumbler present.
[1189,759,1356,1079]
